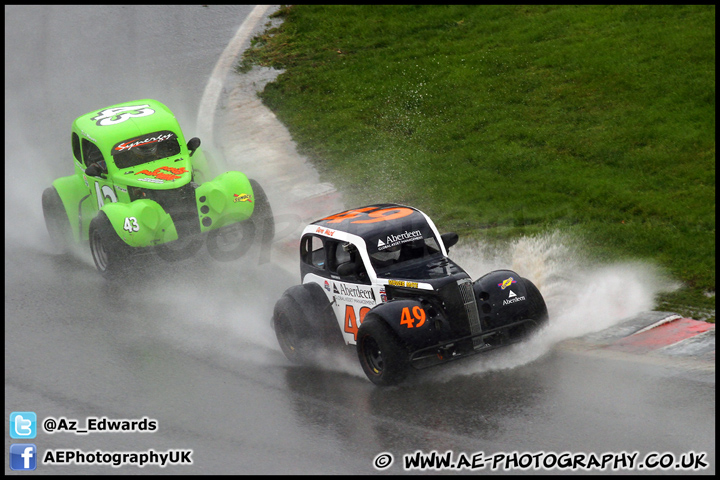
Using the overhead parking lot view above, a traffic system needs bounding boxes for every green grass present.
[240,5,715,321]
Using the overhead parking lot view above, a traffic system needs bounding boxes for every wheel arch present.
[472,269,548,330]
[275,282,343,345]
[100,199,177,247]
[365,299,439,351]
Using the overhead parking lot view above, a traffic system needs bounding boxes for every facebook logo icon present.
[10,444,37,470]
[10,411,37,439]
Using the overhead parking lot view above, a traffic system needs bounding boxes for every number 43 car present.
[41,99,274,278]
[272,204,548,386]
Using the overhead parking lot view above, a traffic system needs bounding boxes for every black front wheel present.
[206,221,255,262]
[89,212,130,280]
[356,315,410,386]
[206,179,274,262]
[249,179,275,245]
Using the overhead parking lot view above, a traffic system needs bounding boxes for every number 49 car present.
[272,204,548,386]
[41,99,274,278]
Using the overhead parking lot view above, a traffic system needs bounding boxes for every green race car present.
[42,99,274,278]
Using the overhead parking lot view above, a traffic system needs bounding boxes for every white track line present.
[196,5,273,148]
[631,314,683,336]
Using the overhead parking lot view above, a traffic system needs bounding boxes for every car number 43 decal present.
[123,217,139,232]
[91,104,155,126]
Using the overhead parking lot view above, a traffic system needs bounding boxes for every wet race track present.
[5,5,715,474]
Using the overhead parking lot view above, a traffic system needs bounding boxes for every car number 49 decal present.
[344,304,427,341]
[400,306,426,328]
[123,217,139,232]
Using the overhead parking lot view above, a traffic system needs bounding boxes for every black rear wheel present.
[42,187,72,252]
[272,284,343,365]
[273,296,312,364]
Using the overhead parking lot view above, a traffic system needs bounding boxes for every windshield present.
[368,232,443,274]
[111,130,181,169]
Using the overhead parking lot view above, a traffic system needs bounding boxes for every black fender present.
[366,299,441,352]
[274,282,344,346]
[473,269,548,330]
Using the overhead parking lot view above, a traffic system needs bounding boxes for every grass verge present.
[240,5,715,322]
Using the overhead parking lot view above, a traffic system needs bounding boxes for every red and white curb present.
[583,313,715,362]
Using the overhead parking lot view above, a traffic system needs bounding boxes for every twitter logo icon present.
[10,412,37,439]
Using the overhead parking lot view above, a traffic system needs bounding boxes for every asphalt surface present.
[5,5,715,475]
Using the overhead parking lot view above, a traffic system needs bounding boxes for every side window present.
[71,133,82,163]
[327,240,370,284]
[301,235,326,269]
[81,139,103,167]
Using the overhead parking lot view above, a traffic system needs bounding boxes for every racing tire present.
[206,221,255,262]
[250,179,275,245]
[272,284,343,364]
[42,186,72,253]
[206,180,274,262]
[524,278,548,328]
[356,315,411,386]
[273,295,315,364]
[89,212,130,280]
[154,213,204,262]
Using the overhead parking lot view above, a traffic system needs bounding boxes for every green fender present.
[101,200,178,247]
[52,174,92,243]
[195,171,255,232]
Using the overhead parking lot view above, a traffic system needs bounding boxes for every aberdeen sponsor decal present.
[335,283,376,305]
[377,229,423,250]
[502,289,525,306]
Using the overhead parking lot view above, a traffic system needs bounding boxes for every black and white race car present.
[272,204,548,386]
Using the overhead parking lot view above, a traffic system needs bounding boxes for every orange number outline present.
[344,305,370,340]
[320,207,414,225]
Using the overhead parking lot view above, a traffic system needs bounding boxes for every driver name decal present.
[135,166,188,181]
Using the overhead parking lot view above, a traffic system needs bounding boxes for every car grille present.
[129,183,200,235]
[457,278,484,349]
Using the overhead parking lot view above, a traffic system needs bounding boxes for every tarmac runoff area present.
[203,6,715,372]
